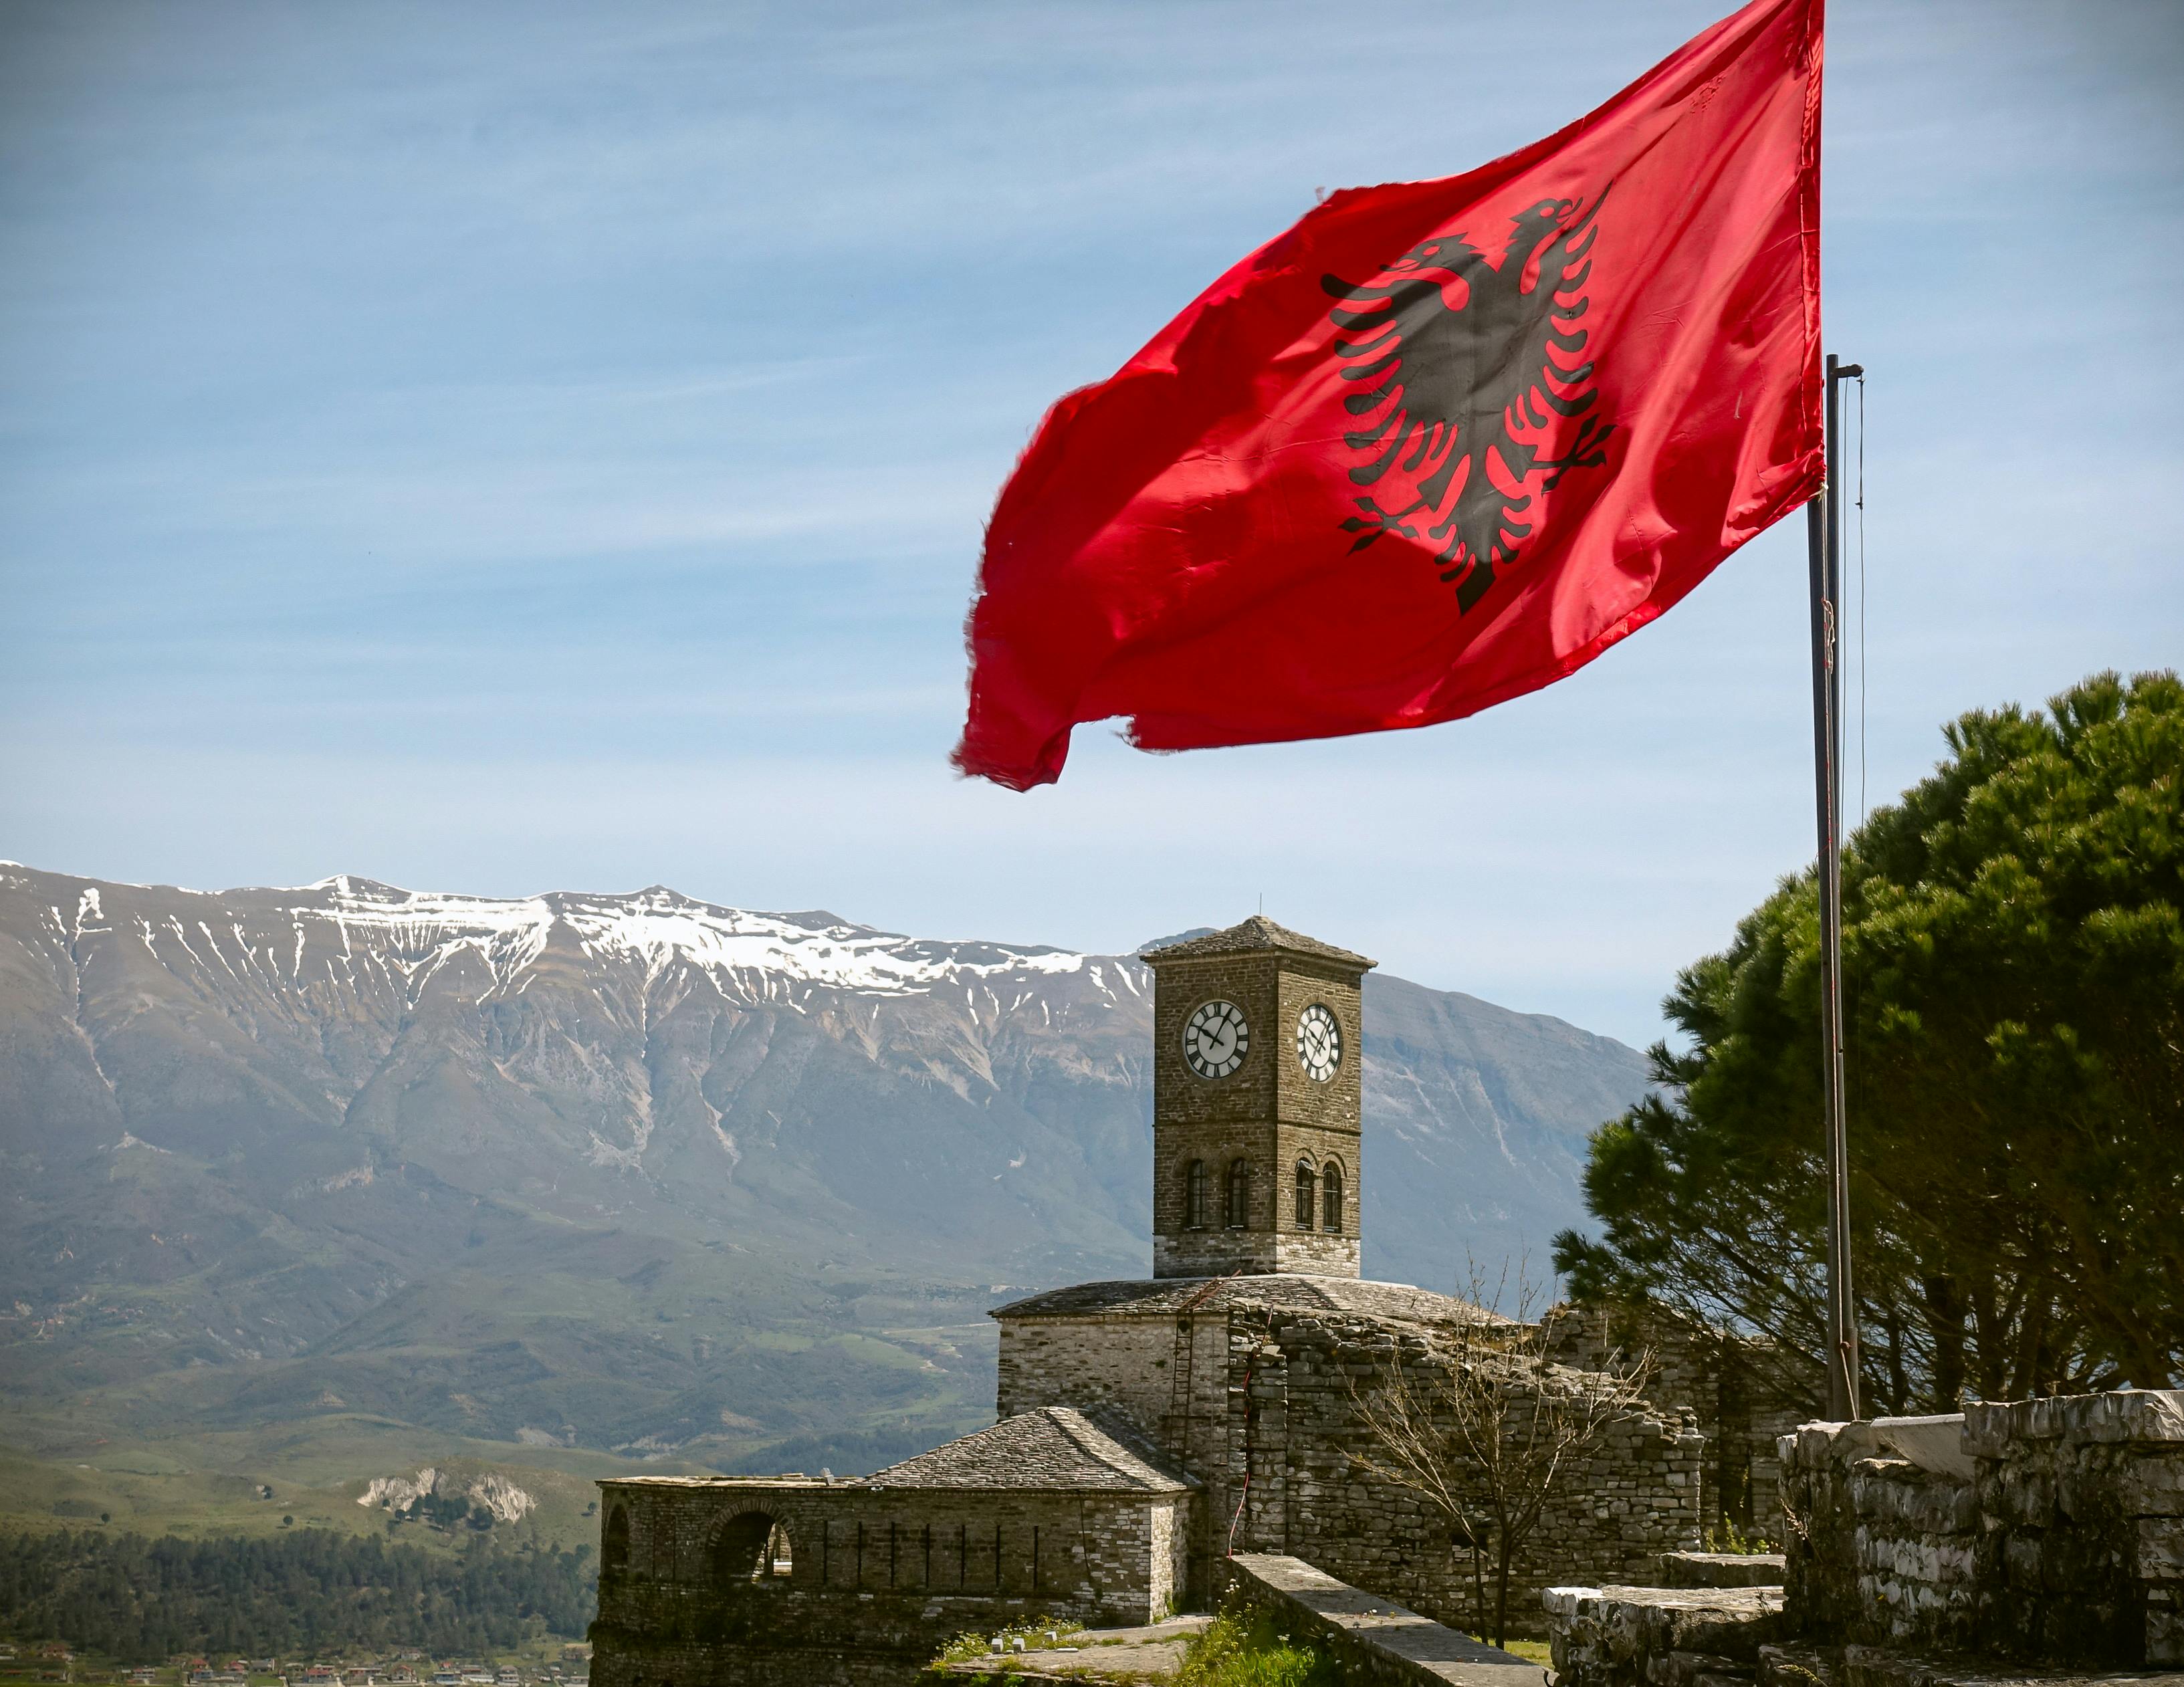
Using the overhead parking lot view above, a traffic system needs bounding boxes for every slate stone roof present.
[867,1407,1194,1493]
[990,1273,1503,1326]
[1139,915,1375,971]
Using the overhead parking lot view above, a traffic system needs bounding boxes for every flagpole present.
[1808,351,1863,1422]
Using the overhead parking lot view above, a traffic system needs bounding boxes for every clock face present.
[1182,1000,1250,1079]
[1296,1003,1341,1083]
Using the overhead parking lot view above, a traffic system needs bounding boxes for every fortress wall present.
[1546,1306,1819,1539]
[1780,1391,2184,1668]
[1227,1309,1706,1640]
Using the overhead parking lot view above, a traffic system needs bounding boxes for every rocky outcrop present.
[357,1466,539,1523]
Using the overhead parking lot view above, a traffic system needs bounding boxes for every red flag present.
[955,0,1824,790]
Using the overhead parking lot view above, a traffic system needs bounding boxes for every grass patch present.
[932,1617,1089,1668]
[1174,1611,1341,1687]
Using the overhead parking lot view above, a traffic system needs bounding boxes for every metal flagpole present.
[1807,351,1863,1422]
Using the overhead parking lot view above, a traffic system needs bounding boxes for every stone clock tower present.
[1140,917,1375,1278]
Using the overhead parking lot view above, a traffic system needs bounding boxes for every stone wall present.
[1777,1416,1977,1652]
[1967,1389,2184,1666]
[1547,1306,1818,1541]
[1778,1389,2184,1668]
[1223,1309,1706,1640]
[588,1477,1188,1687]
[1543,1583,1787,1687]
[998,1313,1232,1459]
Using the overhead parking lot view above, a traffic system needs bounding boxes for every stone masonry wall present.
[995,1313,1234,1601]
[1779,1389,2184,1668]
[1778,1416,1979,1653]
[1965,1389,2184,1666]
[588,1478,1186,1687]
[998,1315,1230,1462]
[1547,1307,1818,1541]
[1225,1309,1705,1640]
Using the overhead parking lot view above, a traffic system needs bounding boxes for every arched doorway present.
[715,1510,792,1583]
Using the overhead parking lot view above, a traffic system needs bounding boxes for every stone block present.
[1986,1466,2056,1527]
[1658,1553,1787,1590]
[2125,1456,2184,1519]
[1848,1460,1977,1535]
[2151,1602,2184,1666]
[2064,1388,2184,1445]
[1961,1400,2015,1459]
[2143,1516,2184,1579]
[1973,1389,2184,1454]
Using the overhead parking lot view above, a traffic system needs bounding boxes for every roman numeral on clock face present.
[1183,1000,1248,1079]
[1296,1003,1341,1082]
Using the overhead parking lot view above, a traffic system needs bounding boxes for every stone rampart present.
[1547,1306,1819,1539]
[1779,1415,1981,1652]
[1541,1583,1787,1687]
[1225,1309,1706,1639]
[1779,1390,2184,1668]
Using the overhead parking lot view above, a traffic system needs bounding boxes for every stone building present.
[592,1409,1192,1687]
[591,917,1715,1684]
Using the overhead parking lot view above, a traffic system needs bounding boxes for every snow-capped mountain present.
[0,861,1646,1469]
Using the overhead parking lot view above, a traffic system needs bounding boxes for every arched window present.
[1294,1160,1316,1229]
[1224,1159,1250,1229]
[1185,1159,1209,1230]
[1321,1160,1344,1232]
[602,1505,631,1576]
[716,1510,789,1584]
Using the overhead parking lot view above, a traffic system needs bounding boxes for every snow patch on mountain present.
[295,879,1097,1000]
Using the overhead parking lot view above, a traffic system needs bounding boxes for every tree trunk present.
[1463,1534,1489,1643]
[1922,1273,1967,1406]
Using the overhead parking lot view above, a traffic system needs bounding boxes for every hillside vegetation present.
[0,1529,591,1657]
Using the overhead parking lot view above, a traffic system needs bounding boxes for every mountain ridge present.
[0,859,1644,1480]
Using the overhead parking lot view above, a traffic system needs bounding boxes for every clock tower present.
[1140,917,1375,1278]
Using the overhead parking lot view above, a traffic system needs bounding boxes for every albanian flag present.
[955,0,1824,790]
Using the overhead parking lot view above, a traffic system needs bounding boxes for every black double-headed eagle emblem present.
[1321,189,1615,611]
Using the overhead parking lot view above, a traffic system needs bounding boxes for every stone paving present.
[931,1615,1212,1682]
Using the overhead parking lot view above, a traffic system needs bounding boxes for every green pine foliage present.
[0,1529,595,1659]
[1556,669,2183,1410]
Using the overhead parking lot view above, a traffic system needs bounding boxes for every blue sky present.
[2,0,2178,1049]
